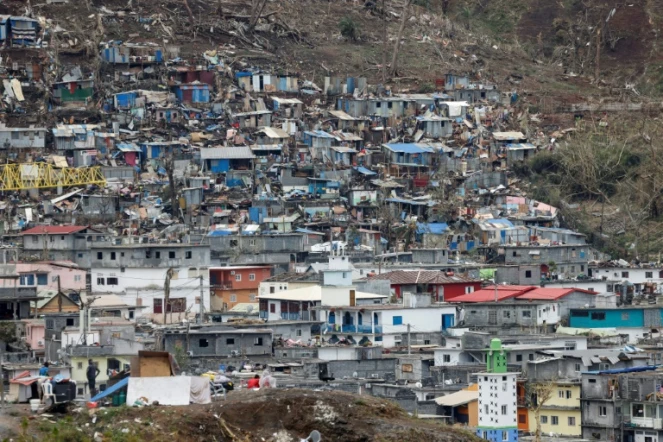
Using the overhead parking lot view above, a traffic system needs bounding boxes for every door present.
[442,314,455,330]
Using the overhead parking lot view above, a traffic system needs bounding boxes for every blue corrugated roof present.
[354,166,377,176]
[383,143,434,154]
[207,230,234,236]
[304,130,335,139]
[416,223,449,235]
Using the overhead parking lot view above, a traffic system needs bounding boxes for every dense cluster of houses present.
[0,12,661,442]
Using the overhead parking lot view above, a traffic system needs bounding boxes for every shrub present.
[339,17,359,41]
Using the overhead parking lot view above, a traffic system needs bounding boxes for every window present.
[568,417,576,426]
[270,286,275,294]
[254,337,263,346]
[541,416,548,424]
[607,284,614,292]
[74,275,81,282]
[522,310,531,318]
[622,312,629,320]
[32,236,38,243]
[503,311,511,318]
[97,252,103,260]
[169,251,176,259]
[572,310,589,317]
[249,274,256,281]
[558,390,564,399]
[235,274,242,282]
[36,274,48,285]
[566,390,572,399]
[518,414,526,424]
[145,250,151,259]
[502,431,508,442]
[46,319,54,330]
[66,318,75,326]
[525,270,532,278]
[155,251,161,259]
[485,405,489,414]
[110,252,116,260]
[121,267,125,273]
[186,251,192,259]
[465,286,474,294]
[77,362,83,370]
[230,294,237,303]
[226,338,235,345]
[392,316,403,325]
[199,339,209,348]
[169,298,186,313]
[528,354,534,361]
[588,378,597,383]
[97,277,105,285]
[622,271,629,278]
[296,329,302,337]
[591,312,606,320]
[106,277,118,285]
[443,354,451,363]
[153,299,163,314]
[270,304,275,313]
[599,406,607,416]
[516,354,523,362]
[551,416,559,425]
[501,405,507,415]
[249,294,256,302]
[575,363,582,372]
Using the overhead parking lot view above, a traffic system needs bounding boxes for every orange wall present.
[517,382,529,430]
[466,383,479,427]
[211,267,271,290]
[211,288,257,311]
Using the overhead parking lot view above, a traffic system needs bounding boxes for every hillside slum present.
[2,4,663,442]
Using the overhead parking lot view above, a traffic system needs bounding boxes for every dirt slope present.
[24,389,482,442]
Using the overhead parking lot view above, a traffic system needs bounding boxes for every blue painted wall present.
[569,308,645,328]
[476,428,518,442]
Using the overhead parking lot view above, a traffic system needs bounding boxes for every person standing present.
[39,362,50,377]
[87,359,100,397]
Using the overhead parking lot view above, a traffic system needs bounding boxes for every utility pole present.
[198,275,204,324]
[407,323,411,355]
[57,275,62,312]
[164,267,175,325]
[595,28,601,82]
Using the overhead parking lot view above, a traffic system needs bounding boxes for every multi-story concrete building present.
[476,339,519,442]
[90,242,211,323]
[209,266,272,311]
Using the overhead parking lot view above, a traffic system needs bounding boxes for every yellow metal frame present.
[0,163,106,191]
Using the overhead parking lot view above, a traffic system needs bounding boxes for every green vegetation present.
[339,17,359,41]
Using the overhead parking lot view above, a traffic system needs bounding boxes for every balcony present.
[629,417,663,429]
[325,324,382,334]
[280,313,301,321]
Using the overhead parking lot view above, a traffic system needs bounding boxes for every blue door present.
[442,314,455,330]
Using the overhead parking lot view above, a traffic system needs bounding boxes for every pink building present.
[22,319,45,354]
[0,262,86,292]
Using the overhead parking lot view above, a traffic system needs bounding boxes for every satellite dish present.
[246,305,254,314]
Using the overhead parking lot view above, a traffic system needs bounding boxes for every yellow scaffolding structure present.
[0,163,106,191]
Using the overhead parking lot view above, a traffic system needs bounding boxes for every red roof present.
[450,285,536,303]
[20,226,88,235]
[516,287,598,301]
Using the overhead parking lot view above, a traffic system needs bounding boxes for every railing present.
[341,325,356,333]
[357,325,374,333]
[630,417,662,429]
[280,312,300,321]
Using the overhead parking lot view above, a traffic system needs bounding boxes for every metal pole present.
[407,323,411,355]
[0,353,4,409]
[198,275,204,324]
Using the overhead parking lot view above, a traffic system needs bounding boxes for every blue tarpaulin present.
[354,166,377,176]
[90,377,129,402]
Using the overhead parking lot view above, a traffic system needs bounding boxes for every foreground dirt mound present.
[26,389,482,441]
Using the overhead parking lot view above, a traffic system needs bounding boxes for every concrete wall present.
[163,332,273,357]
[91,244,210,269]
[326,358,397,380]
[495,265,540,286]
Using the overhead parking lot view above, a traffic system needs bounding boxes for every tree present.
[164,156,180,219]
[389,0,413,77]
[527,380,556,442]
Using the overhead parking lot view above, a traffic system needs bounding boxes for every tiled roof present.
[20,226,88,235]
[516,288,598,300]
[366,270,479,285]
